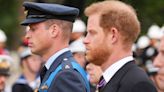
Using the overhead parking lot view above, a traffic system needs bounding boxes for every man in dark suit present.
[83,1,157,92]
[21,2,88,92]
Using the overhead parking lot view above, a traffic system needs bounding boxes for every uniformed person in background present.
[0,29,9,55]
[0,55,11,92]
[69,38,87,68]
[70,19,86,43]
[21,2,89,92]
[86,63,102,92]
[12,48,42,92]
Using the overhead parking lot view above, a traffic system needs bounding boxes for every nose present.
[25,31,31,40]
[83,35,89,45]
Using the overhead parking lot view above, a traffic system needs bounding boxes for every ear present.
[110,27,119,44]
[49,24,60,38]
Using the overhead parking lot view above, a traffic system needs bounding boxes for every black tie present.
[40,66,47,82]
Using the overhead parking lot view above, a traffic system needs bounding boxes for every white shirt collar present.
[45,48,69,70]
[103,56,134,83]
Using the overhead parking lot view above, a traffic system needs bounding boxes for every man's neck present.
[41,44,68,61]
[101,51,132,71]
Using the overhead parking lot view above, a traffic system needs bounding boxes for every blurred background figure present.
[135,24,163,76]
[69,32,103,92]
[70,19,86,43]
[69,18,87,68]
[151,36,164,92]
[0,28,13,92]
[135,35,152,70]
[12,48,42,92]
[0,29,9,55]
[0,54,12,92]
[69,38,87,68]
[86,63,102,92]
[144,24,162,65]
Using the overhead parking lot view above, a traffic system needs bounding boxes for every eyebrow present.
[88,29,96,33]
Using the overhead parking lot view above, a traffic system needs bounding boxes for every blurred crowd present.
[134,24,164,76]
[0,18,164,92]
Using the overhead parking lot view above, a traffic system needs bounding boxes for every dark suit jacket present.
[41,51,87,92]
[12,84,33,92]
[99,61,157,92]
[12,75,38,92]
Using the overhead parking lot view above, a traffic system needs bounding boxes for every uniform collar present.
[45,48,69,70]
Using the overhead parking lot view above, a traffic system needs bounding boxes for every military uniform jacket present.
[41,51,87,92]
[99,61,157,92]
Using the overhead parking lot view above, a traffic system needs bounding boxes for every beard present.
[85,43,110,66]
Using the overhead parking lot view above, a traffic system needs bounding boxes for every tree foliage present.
[0,0,21,50]
[121,0,164,34]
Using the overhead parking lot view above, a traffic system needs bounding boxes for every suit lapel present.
[100,61,135,92]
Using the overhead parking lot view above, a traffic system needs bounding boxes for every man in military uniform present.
[0,55,11,92]
[21,2,89,92]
